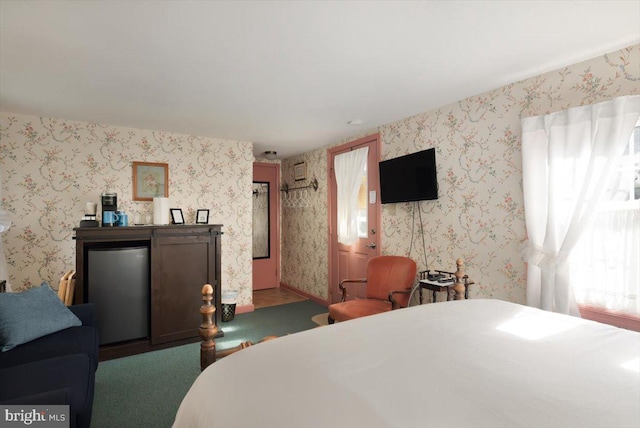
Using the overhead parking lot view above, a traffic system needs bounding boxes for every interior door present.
[328,134,380,304]
[253,163,280,290]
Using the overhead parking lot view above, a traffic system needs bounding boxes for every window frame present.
[579,305,640,332]
[575,124,640,331]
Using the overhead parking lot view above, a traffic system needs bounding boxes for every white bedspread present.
[173,299,640,428]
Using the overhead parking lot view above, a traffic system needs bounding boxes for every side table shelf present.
[417,258,474,303]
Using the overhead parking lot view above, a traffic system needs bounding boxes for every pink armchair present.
[328,256,417,324]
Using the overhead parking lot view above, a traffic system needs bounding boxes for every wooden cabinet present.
[74,224,223,359]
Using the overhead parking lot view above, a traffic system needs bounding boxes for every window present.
[335,146,369,245]
[357,164,368,239]
[571,125,640,327]
[520,96,640,322]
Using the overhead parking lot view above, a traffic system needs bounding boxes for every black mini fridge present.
[87,246,150,345]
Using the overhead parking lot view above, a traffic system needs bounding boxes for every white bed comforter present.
[173,299,640,428]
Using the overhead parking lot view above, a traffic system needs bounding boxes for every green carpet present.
[92,300,326,428]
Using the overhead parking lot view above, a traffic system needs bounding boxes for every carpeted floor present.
[92,300,327,428]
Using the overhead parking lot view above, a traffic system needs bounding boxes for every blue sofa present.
[0,303,99,428]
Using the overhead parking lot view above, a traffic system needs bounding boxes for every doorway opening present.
[252,163,280,295]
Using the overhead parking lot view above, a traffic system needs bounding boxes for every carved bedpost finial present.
[453,258,466,300]
[200,284,218,371]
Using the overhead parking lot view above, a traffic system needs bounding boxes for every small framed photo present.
[196,209,209,224]
[170,208,184,225]
[132,161,169,201]
[294,161,307,181]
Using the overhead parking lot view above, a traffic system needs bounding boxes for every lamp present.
[264,151,278,160]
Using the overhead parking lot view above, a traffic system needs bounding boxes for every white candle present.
[153,197,170,225]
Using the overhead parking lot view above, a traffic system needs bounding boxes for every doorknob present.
[365,242,377,249]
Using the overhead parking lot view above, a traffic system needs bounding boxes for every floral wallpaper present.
[281,148,329,299]
[0,115,254,305]
[281,44,640,304]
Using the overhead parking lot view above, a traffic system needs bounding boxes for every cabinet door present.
[151,233,216,345]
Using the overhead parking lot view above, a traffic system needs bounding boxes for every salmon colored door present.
[253,163,280,290]
[328,134,381,304]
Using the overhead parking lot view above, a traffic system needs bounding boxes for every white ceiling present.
[1,1,639,160]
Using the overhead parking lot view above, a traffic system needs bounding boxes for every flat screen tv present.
[379,148,438,204]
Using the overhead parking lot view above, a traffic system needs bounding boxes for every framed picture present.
[132,161,169,201]
[170,208,184,225]
[196,209,209,224]
[294,161,307,181]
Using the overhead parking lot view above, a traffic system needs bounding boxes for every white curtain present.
[0,167,11,291]
[571,208,639,315]
[335,147,368,245]
[520,95,640,316]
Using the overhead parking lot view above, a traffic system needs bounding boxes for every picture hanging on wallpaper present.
[132,161,169,201]
[170,208,184,225]
[196,209,209,224]
[294,161,307,181]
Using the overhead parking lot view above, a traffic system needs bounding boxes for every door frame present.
[252,162,281,291]
[327,133,381,303]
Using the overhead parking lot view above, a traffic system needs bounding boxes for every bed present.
[173,298,640,428]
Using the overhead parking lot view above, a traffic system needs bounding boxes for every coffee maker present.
[101,192,118,227]
[79,201,99,228]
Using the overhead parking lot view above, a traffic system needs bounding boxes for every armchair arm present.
[0,388,70,406]
[388,289,411,309]
[338,279,367,302]
[0,354,92,407]
[69,303,96,327]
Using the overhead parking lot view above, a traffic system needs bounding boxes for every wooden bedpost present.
[200,284,218,371]
[199,284,279,369]
[452,258,466,300]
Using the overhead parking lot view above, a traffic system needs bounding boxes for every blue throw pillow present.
[0,282,82,352]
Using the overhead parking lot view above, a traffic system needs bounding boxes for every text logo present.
[0,406,69,427]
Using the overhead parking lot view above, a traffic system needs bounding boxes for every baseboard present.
[280,282,328,307]
[236,304,255,314]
